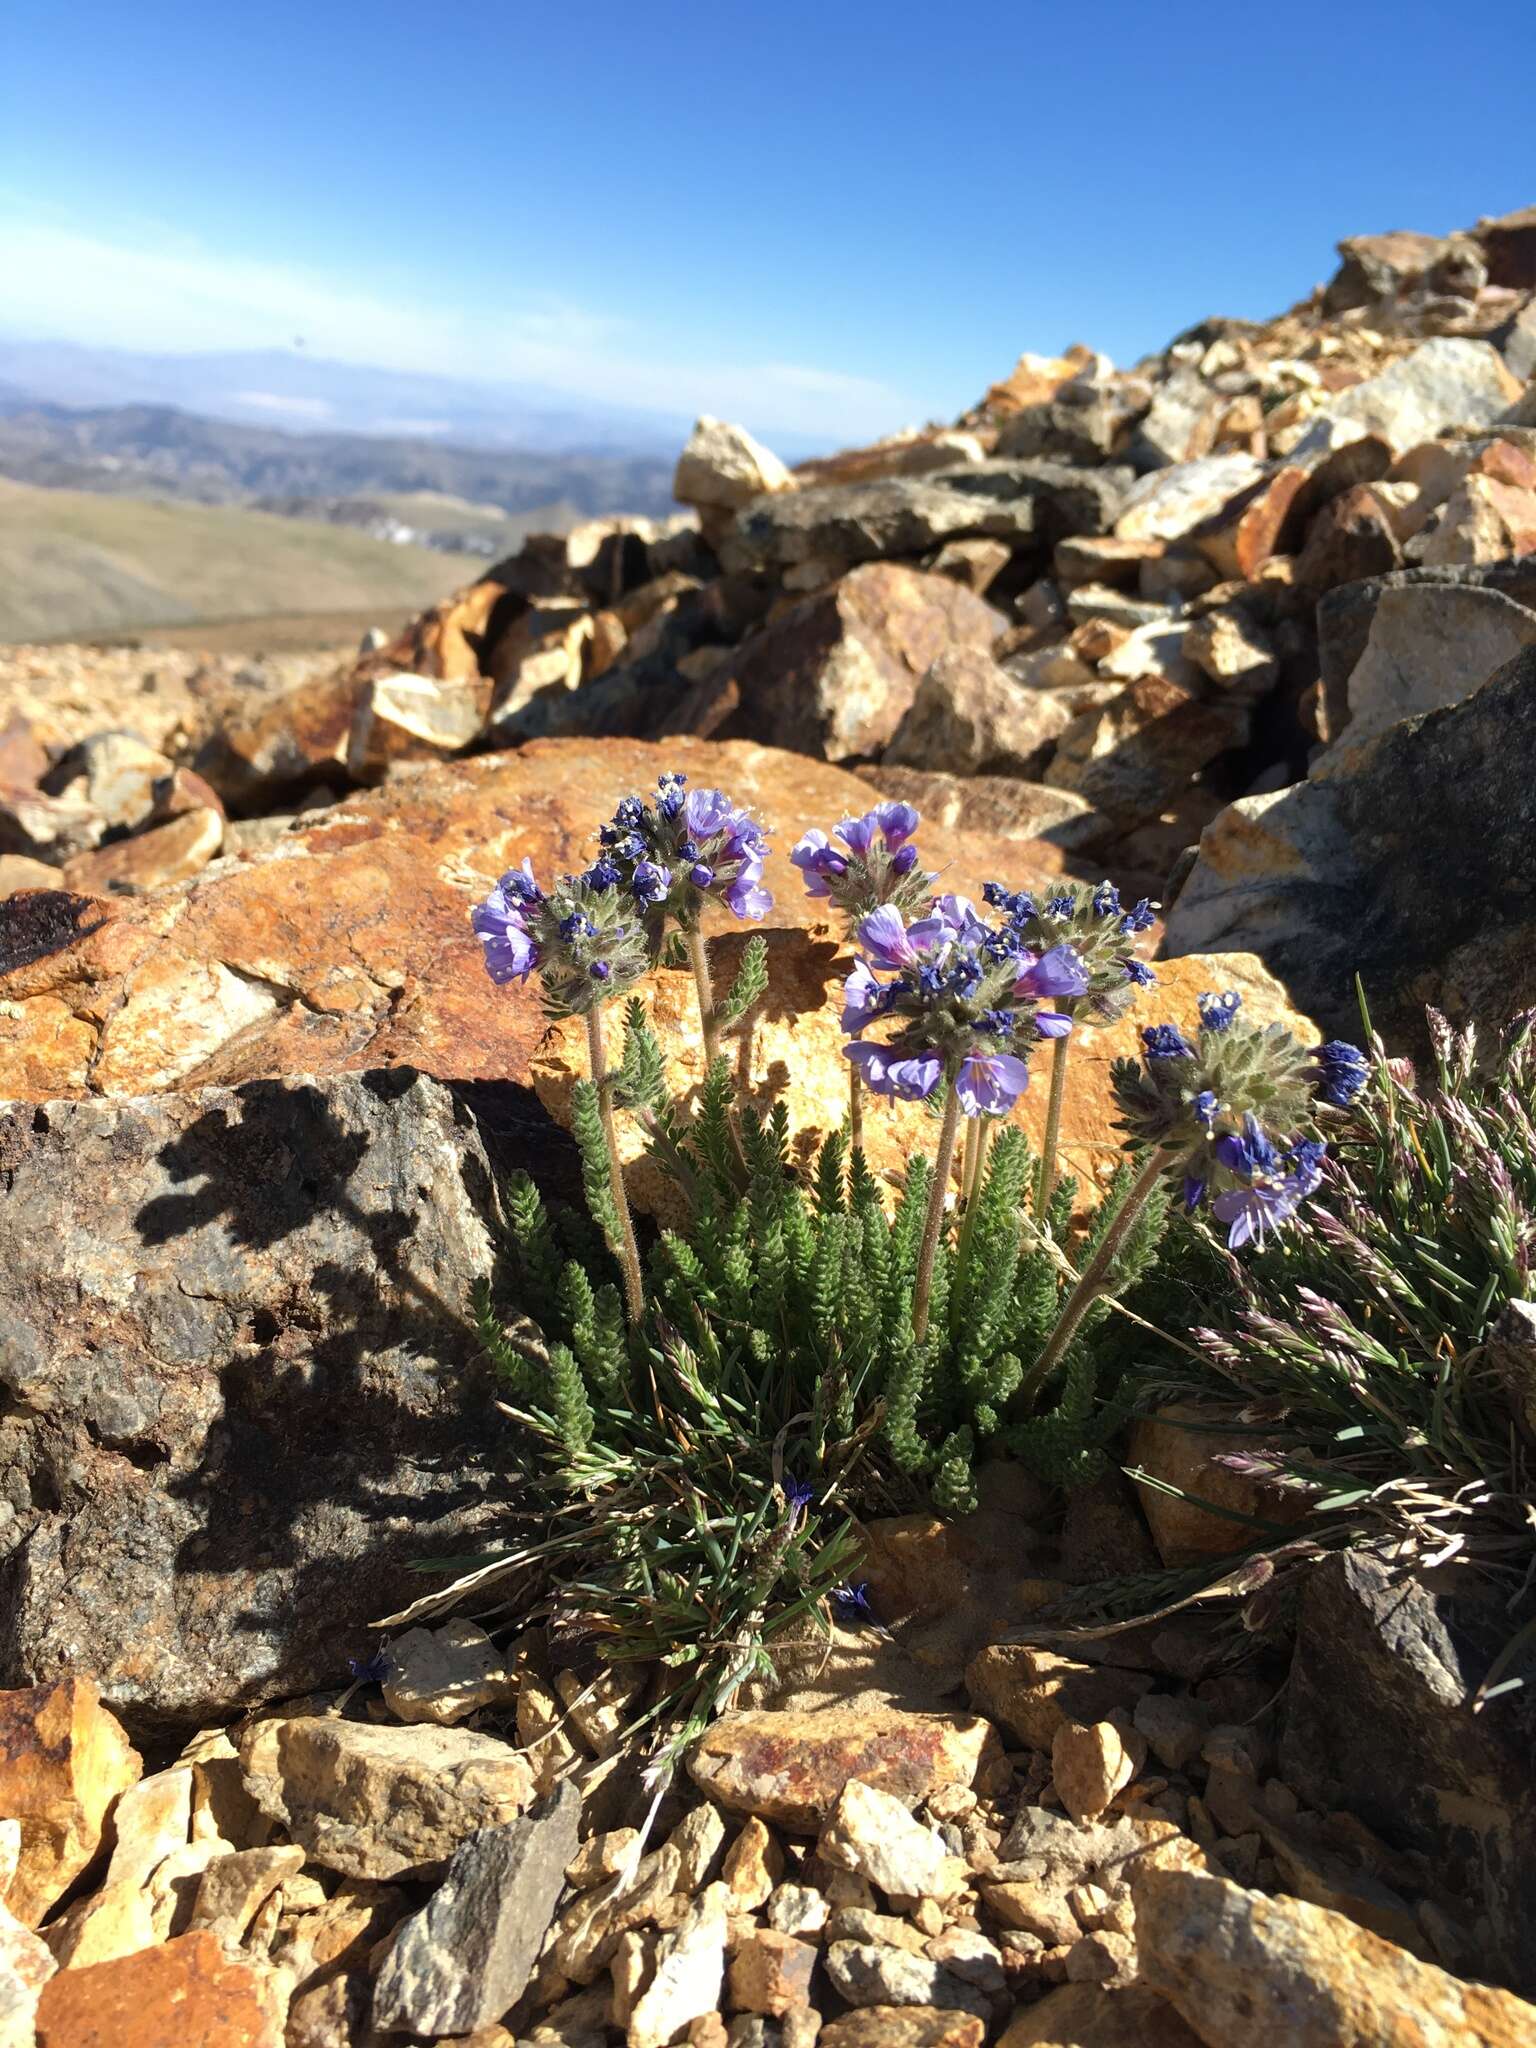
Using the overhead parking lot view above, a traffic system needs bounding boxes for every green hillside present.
[0,478,471,642]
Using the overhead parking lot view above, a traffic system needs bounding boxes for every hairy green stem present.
[1034,1033,1071,1221]
[960,1116,982,1210]
[1019,1144,1178,1408]
[686,924,722,1068]
[912,1084,964,1345]
[954,1116,992,1277]
[586,1005,646,1325]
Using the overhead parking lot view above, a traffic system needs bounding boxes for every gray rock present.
[628,1881,731,2048]
[0,1070,508,1729]
[1045,676,1248,829]
[1162,644,1536,1049]
[1114,454,1264,544]
[372,1782,582,2034]
[1316,559,1536,739]
[720,463,1129,578]
[1129,367,1214,470]
[674,416,793,511]
[818,1780,950,1899]
[823,1941,990,2018]
[884,648,1071,778]
[241,1715,536,1882]
[1323,581,1536,752]
[43,730,178,837]
[660,563,1004,763]
[995,401,1115,466]
[1323,230,1468,313]
[1132,1692,1214,1774]
[1487,1299,1536,1437]
[1280,1549,1536,1997]
[1496,298,1536,383]
[1292,337,1521,459]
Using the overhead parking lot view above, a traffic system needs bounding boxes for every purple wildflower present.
[683,787,733,839]
[1199,990,1242,1033]
[348,1649,391,1684]
[725,876,773,920]
[832,1581,873,1619]
[857,905,937,971]
[1142,1023,1196,1061]
[836,812,880,855]
[471,870,542,984]
[932,893,988,941]
[630,860,671,906]
[1314,1040,1370,1107]
[790,829,847,897]
[782,1473,816,1522]
[1215,1114,1281,1180]
[1013,944,1091,1032]
[955,1050,1030,1117]
[873,800,920,850]
[842,959,889,1032]
[1212,1179,1305,1249]
[844,1041,943,1100]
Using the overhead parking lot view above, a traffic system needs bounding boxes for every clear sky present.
[2,0,1532,444]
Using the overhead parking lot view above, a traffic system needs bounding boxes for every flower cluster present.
[841,894,1094,1117]
[982,879,1158,1029]
[471,857,653,1016]
[1111,991,1369,1247]
[791,803,934,923]
[598,774,772,929]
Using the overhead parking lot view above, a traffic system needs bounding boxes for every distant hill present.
[0,337,694,453]
[0,398,678,519]
[0,477,471,642]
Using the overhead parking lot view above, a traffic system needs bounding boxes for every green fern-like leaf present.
[570,1080,623,1254]
[718,933,768,1024]
[501,1171,563,1324]
[614,997,668,1113]
[814,1131,847,1216]
[544,1340,595,1455]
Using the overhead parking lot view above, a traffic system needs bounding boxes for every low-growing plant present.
[441,773,1362,1760]
[1101,1002,1536,1695]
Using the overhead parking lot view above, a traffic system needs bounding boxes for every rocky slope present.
[2,205,1536,2046]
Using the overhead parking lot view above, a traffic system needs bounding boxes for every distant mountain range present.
[0,337,697,454]
[0,397,679,521]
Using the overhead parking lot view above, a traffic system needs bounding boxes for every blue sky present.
[2,0,1532,444]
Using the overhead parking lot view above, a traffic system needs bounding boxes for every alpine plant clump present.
[1117,1007,1536,1661]
[1018,988,1367,1405]
[462,777,1367,1760]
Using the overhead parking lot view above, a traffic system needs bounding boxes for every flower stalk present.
[686,924,722,1068]
[1034,1033,1071,1220]
[585,1005,646,1324]
[912,1082,964,1344]
[848,1063,864,1156]
[1019,1143,1180,1407]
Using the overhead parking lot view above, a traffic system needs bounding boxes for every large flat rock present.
[0,1069,506,1728]
[0,736,1092,1104]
